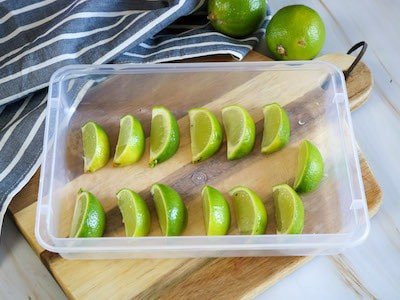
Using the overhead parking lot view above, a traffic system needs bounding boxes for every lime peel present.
[151,183,187,236]
[117,188,151,237]
[208,0,267,38]
[189,108,223,163]
[113,115,145,167]
[69,189,106,238]
[293,140,324,193]
[229,186,267,235]
[202,185,231,236]
[261,103,291,154]
[273,184,304,234]
[81,121,110,173]
[222,105,256,160]
[149,106,180,167]
[266,5,326,60]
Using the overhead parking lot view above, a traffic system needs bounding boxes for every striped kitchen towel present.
[0,0,271,231]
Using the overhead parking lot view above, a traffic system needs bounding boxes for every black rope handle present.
[343,41,368,79]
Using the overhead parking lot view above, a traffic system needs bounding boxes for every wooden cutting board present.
[8,51,381,299]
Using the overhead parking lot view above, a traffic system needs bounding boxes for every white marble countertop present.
[1,0,399,299]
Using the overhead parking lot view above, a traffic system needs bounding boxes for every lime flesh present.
[189,108,223,163]
[81,121,110,172]
[151,183,187,236]
[261,103,290,154]
[69,190,106,238]
[202,185,231,235]
[273,184,304,234]
[149,106,180,167]
[229,186,267,235]
[222,105,256,160]
[114,115,145,167]
[117,189,151,237]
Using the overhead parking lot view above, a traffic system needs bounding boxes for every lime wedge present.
[272,184,304,234]
[229,186,267,235]
[149,106,180,167]
[202,185,231,235]
[117,188,151,237]
[69,189,106,238]
[293,140,324,193]
[151,183,187,236]
[113,115,145,167]
[261,103,290,154]
[189,108,223,163]
[81,121,110,172]
[222,105,255,160]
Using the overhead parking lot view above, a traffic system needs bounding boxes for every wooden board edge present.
[242,256,313,299]
[362,158,383,218]
[347,61,374,111]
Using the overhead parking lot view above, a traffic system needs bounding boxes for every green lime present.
[266,5,326,60]
[229,186,267,235]
[117,188,151,237]
[202,185,231,236]
[294,140,324,193]
[151,183,187,236]
[113,115,145,167]
[208,0,267,38]
[261,103,290,154]
[189,108,223,163]
[149,106,180,167]
[273,184,304,234]
[69,189,106,238]
[222,105,255,160]
[81,121,110,172]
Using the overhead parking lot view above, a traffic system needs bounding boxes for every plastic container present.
[36,62,369,259]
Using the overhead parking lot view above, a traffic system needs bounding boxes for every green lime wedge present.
[202,185,231,236]
[222,105,255,160]
[261,103,290,154]
[229,186,267,235]
[273,184,304,234]
[189,108,223,163]
[113,115,145,167]
[117,188,151,237]
[69,189,106,238]
[149,106,180,167]
[151,183,187,236]
[293,140,324,193]
[81,121,110,172]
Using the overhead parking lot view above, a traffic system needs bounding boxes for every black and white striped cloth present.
[0,0,271,230]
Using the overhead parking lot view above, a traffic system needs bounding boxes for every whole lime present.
[208,0,267,38]
[266,5,326,60]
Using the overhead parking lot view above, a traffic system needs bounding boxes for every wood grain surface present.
[8,51,381,299]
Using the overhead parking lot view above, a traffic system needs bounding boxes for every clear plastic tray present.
[36,62,369,259]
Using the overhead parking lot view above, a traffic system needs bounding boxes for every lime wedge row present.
[272,184,304,234]
[222,105,256,160]
[81,121,110,173]
[149,106,180,167]
[117,188,151,237]
[70,189,106,238]
[189,108,223,163]
[229,186,267,235]
[202,185,231,235]
[151,183,187,236]
[261,103,290,154]
[113,115,145,167]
